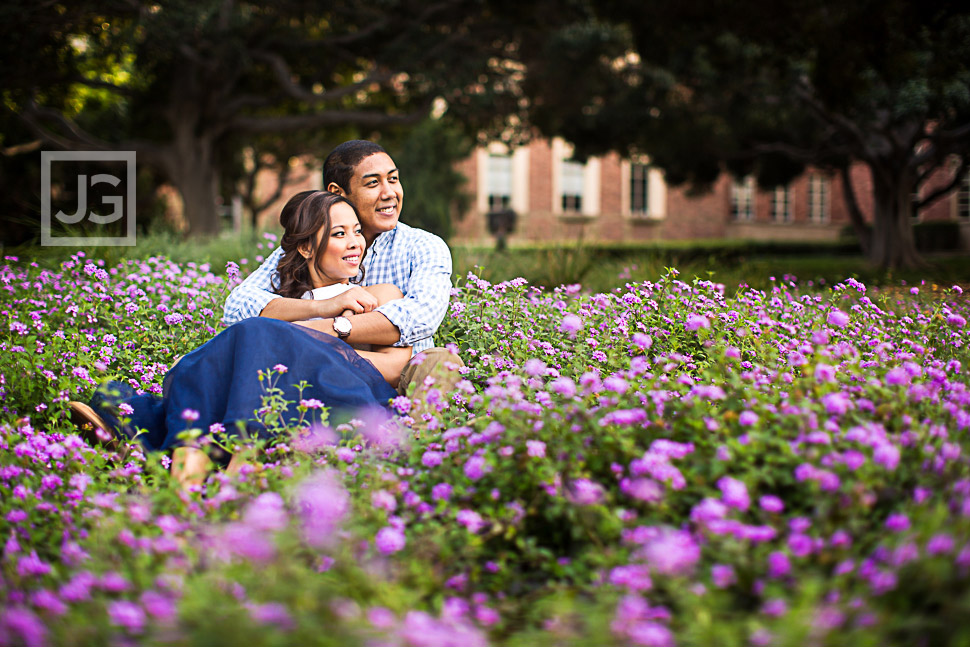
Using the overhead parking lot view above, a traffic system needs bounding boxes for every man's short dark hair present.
[323,140,388,192]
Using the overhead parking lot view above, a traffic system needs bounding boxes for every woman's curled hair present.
[274,190,365,299]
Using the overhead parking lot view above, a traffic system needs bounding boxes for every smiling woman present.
[72,190,410,489]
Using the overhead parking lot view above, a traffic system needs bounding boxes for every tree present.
[516,0,970,268]
[3,0,526,235]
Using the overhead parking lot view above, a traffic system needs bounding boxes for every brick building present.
[451,137,970,248]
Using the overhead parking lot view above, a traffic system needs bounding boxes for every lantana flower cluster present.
[0,255,969,647]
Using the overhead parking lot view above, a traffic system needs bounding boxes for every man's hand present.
[318,286,379,317]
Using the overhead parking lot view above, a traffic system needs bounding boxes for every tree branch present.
[1,140,42,156]
[250,50,394,104]
[70,76,135,96]
[230,106,429,134]
[916,158,969,210]
[20,101,164,164]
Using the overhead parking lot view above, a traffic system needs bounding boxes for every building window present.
[731,176,755,221]
[561,159,584,213]
[772,186,793,223]
[487,154,512,212]
[630,163,650,217]
[959,171,970,219]
[807,175,829,223]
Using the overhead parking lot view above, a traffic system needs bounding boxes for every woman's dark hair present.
[323,140,387,192]
[275,190,365,298]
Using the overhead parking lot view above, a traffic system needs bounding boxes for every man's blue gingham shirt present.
[223,221,452,354]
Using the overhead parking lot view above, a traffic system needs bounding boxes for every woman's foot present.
[68,401,118,450]
[171,447,214,491]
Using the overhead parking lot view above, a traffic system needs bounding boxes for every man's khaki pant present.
[396,348,465,421]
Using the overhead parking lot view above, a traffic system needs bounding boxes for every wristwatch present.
[333,316,352,339]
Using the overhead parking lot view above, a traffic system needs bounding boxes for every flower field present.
[1,250,970,646]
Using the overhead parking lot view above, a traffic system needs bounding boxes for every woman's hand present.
[316,287,379,318]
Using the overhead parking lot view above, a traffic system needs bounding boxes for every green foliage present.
[384,117,475,241]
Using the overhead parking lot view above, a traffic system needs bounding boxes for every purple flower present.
[815,363,836,382]
[759,495,784,513]
[767,551,790,578]
[926,533,954,555]
[762,598,788,617]
[457,509,485,533]
[718,476,750,511]
[626,621,675,647]
[16,551,51,577]
[464,455,488,481]
[947,313,966,328]
[523,358,547,376]
[566,479,605,506]
[243,492,288,532]
[294,469,350,548]
[374,526,406,555]
[221,522,276,563]
[685,313,711,331]
[609,564,653,592]
[621,477,663,503]
[226,261,240,281]
[526,440,546,458]
[140,590,177,622]
[884,513,910,532]
[827,310,850,328]
[738,410,759,427]
[108,600,146,634]
[549,377,577,398]
[822,392,850,416]
[247,602,295,631]
[632,333,653,350]
[371,490,397,512]
[421,450,444,467]
[0,607,46,647]
[640,527,701,576]
[336,447,356,464]
[873,442,900,471]
[431,482,453,502]
[180,408,200,423]
[560,314,583,335]
[884,367,910,386]
[711,564,736,588]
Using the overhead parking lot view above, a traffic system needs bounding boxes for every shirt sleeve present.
[222,247,285,325]
[375,232,452,348]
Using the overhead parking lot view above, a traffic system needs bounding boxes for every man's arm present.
[223,247,284,324]
[375,232,453,347]
[294,309,402,345]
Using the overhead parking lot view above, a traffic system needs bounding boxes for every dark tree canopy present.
[2,0,526,238]
[516,0,970,268]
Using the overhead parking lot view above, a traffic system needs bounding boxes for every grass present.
[7,227,970,294]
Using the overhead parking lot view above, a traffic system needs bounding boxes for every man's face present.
[341,152,403,243]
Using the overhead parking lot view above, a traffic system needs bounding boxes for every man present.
[223,139,462,396]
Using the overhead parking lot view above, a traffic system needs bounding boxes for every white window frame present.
[731,176,755,221]
[807,174,830,223]
[772,185,793,223]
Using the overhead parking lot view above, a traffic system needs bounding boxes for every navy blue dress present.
[89,318,398,452]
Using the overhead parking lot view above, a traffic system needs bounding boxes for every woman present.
[71,191,411,487]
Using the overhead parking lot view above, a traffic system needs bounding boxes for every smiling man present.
[223,140,460,397]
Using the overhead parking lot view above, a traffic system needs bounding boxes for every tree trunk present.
[163,128,221,236]
[867,162,923,270]
[838,164,871,256]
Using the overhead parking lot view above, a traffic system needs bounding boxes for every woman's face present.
[307,201,366,287]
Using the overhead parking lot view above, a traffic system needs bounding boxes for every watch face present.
[334,317,352,336]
